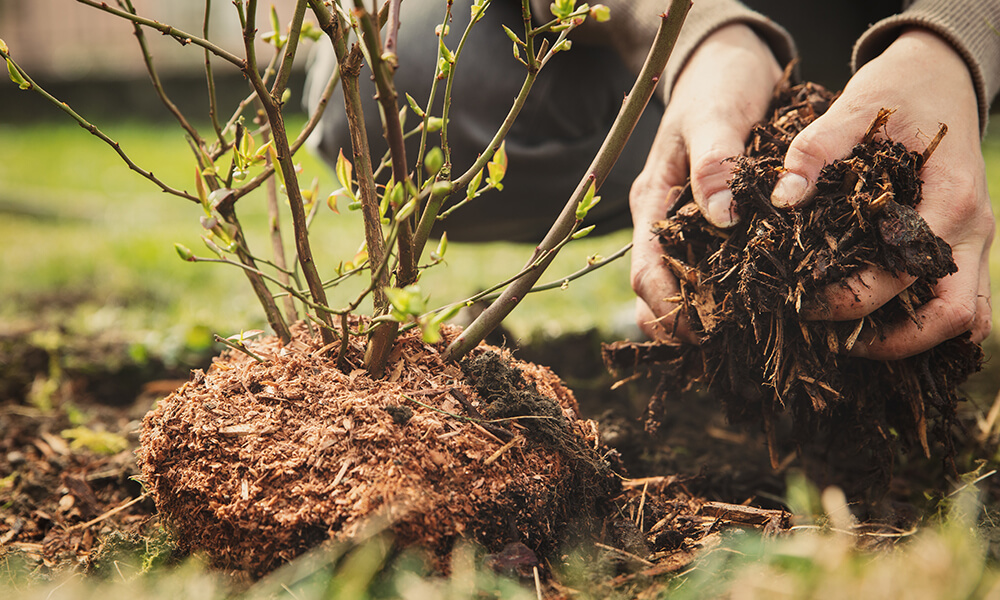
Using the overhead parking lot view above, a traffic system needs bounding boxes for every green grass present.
[0,118,636,351]
[5,118,1000,352]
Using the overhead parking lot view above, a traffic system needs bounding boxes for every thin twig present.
[75,0,243,66]
[594,542,655,566]
[214,334,268,363]
[69,493,150,531]
[270,0,308,99]
[260,122,299,322]
[246,0,335,345]
[204,0,225,143]
[0,49,199,203]
[443,0,692,362]
[119,0,206,151]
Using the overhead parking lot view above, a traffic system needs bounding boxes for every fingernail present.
[771,172,809,208]
[706,190,737,227]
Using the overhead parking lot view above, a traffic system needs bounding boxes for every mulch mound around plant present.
[2,322,796,591]
[140,322,631,577]
[606,77,982,494]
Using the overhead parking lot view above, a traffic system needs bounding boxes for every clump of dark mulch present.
[607,77,982,493]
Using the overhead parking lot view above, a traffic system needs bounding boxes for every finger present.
[635,297,696,343]
[771,101,873,209]
[686,127,747,228]
[801,266,916,321]
[630,186,696,343]
[848,245,983,360]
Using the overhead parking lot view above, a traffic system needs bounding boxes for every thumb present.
[771,105,869,208]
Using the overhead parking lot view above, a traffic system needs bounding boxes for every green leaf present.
[385,285,426,317]
[549,0,576,19]
[486,141,507,190]
[438,36,455,64]
[267,5,285,48]
[194,167,209,210]
[471,0,489,23]
[436,56,452,79]
[395,198,418,222]
[61,427,129,456]
[571,224,596,239]
[0,38,8,54]
[431,180,454,198]
[335,148,356,202]
[467,168,484,199]
[420,319,443,344]
[6,58,30,90]
[425,116,444,132]
[268,145,287,190]
[300,21,323,41]
[431,232,448,262]
[201,236,225,258]
[387,180,405,208]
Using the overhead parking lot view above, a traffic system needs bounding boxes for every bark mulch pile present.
[2,323,794,591]
[138,322,750,580]
[606,77,982,494]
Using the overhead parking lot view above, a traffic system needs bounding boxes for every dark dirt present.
[2,315,999,596]
[606,77,984,499]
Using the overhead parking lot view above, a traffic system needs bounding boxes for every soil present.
[1,317,998,595]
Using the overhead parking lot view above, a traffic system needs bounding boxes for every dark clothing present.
[305,1,1000,242]
[305,0,660,242]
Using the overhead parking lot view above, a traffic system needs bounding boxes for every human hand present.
[630,24,782,341]
[770,28,994,359]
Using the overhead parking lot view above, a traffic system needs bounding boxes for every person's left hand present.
[769,28,995,359]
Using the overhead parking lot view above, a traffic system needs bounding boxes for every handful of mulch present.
[608,78,982,485]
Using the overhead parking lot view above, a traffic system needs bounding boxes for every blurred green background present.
[0,117,638,351]
[3,118,1000,357]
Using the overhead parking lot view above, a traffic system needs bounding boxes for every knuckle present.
[972,312,992,343]
[926,171,993,237]
[785,127,836,172]
[938,299,978,339]
[689,145,735,178]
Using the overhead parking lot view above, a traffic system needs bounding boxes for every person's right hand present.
[630,24,783,340]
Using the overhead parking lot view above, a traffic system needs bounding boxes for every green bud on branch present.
[174,243,196,262]
[424,146,444,176]
[575,179,600,220]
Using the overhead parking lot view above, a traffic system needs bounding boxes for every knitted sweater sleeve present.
[853,0,1000,133]
[531,0,796,102]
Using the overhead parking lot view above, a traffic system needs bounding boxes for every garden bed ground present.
[3,319,999,597]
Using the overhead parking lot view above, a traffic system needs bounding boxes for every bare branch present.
[75,0,243,67]
[0,48,198,202]
[444,0,693,361]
